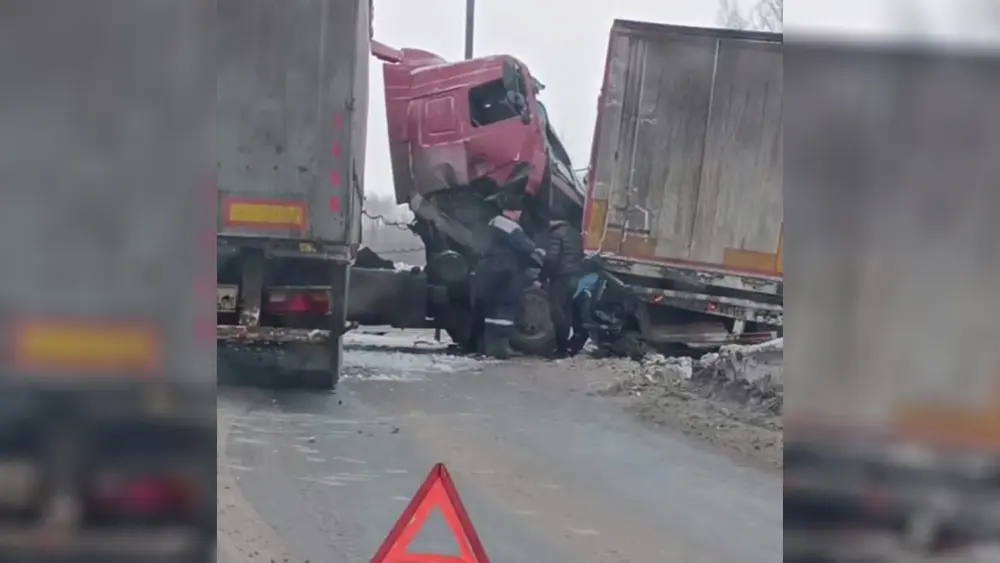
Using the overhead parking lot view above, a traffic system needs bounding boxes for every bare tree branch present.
[752,0,782,32]
[717,0,782,31]
[717,0,750,30]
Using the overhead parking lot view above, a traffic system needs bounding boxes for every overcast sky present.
[363,0,998,198]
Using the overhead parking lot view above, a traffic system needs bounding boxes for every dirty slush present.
[573,339,784,469]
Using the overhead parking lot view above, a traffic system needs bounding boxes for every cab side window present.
[468,80,518,127]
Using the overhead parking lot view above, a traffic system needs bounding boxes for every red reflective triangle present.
[370,463,491,563]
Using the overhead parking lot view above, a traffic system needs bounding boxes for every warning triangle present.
[371,463,491,563]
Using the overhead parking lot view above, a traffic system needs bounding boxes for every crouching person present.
[566,270,600,356]
[473,198,545,359]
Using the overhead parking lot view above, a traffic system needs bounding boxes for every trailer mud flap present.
[217,327,341,389]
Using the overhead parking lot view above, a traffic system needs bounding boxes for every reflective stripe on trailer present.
[221,197,308,231]
[9,318,161,375]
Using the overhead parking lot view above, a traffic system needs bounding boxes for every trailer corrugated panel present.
[0,0,213,382]
[217,0,367,245]
[584,21,783,278]
[786,41,1000,448]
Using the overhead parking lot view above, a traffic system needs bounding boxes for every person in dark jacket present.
[472,200,545,359]
[542,220,584,357]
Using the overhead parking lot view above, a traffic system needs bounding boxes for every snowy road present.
[217,330,781,563]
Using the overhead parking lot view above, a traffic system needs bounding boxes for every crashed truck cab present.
[369,42,586,352]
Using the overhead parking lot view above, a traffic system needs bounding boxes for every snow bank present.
[696,338,784,388]
[691,338,783,412]
[609,338,783,414]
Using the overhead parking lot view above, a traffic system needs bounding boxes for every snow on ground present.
[559,339,784,468]
[614,338,783,414]
[341,327,491,381]
[339,326,784,467]
[343,327,447,350]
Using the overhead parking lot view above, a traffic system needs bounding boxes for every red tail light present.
[267,289,330,315]
[90,474,199,516]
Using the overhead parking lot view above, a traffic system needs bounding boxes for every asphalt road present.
[217,332,781,563]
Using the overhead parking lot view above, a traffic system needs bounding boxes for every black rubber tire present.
[510,285,556,356]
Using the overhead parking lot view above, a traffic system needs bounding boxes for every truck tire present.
[510,285,556,355]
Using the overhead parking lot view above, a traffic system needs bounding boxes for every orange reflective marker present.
[371,463,491,563]
[222,197,307,230]
[11,318,160,375]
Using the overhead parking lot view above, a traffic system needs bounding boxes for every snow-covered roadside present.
[604,339,783,413]
[565,339,784,468]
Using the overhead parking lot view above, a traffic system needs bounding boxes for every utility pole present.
[464,0,475,59]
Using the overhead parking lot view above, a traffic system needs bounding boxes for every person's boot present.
[566,333,588,356]
[499,324,516,357]
[483,324,511,359]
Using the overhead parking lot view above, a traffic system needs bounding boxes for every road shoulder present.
[509,344,784,471]
[217,393,294,563]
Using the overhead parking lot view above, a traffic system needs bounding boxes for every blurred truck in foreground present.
[582,21,783,352]
[784,38,1000,561]
[0,2,214,561]
[216,0,367,388]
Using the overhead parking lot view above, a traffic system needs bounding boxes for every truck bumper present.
[217,325,349,388]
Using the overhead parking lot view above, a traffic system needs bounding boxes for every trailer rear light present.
[88,473,200,517]
[266,289,330,315]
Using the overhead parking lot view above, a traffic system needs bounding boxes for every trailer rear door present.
[0,2,213,384]
[217,0,368,245]
[584,21,783,278]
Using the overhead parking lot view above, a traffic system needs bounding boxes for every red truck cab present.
[377,45,584,237]
[365,42,586,354]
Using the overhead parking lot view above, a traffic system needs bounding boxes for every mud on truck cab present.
[374,44,586,353]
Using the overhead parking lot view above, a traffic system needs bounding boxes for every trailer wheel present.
[510,285,556,355]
